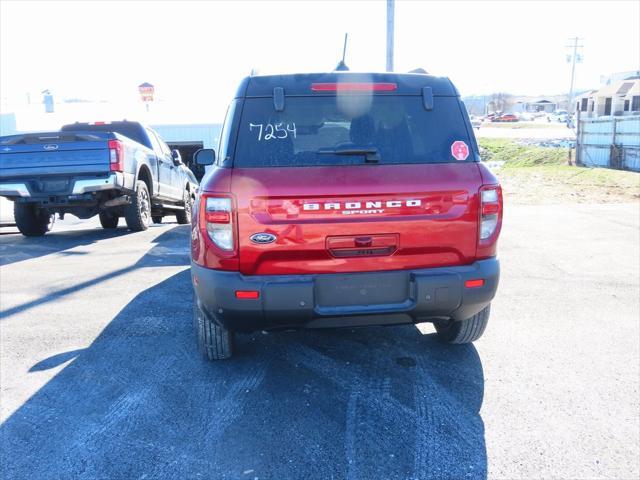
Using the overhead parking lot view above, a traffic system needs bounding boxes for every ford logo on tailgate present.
[43,144,59,150]
[250,233,276,244]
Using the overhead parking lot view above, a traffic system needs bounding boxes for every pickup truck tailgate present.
[0,133,110,179]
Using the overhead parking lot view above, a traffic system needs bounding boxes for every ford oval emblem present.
[43,144,59,151]
[250,233,276,244]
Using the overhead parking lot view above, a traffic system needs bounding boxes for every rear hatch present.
[0,132,111,180]
[231,86,482,275]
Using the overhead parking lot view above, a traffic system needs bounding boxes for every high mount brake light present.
[479,186,502,242]
[200,195,234,251]
[311,83,397,92]
[107,139,124,172]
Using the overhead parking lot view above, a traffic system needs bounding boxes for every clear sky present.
[1,0,639,122]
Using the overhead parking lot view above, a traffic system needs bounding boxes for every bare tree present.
[487,92,515,113]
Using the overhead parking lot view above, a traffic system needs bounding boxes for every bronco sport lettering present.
[303,199,422,211]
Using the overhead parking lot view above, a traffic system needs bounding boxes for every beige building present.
[575,74,640,118]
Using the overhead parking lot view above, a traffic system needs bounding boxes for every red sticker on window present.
[451,141,469,161]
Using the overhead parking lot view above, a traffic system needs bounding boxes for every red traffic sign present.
[138,82,155,102]
[451,141,469,161]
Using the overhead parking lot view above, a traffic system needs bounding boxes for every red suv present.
[191,72,502,360]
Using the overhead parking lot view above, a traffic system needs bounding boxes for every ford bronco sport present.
[191,72,502,360]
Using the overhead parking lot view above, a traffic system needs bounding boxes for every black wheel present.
[176,188,192,225]
[124,180,151,232]
[194,298,234,360]
[152,216,163,224]
[99,211,119,229]
[14,203,54,237]
[435,305,490,344]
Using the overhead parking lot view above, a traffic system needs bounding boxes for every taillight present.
[108,139,124,172]
[479,185,502,243]
[200,195,235,252]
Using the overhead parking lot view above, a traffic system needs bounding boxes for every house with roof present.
[575,72,640,118]
[512,97,560,113]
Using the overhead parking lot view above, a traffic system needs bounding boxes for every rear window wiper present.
[317,147,381,163]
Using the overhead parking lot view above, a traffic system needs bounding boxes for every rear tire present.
[14,203,54,237]
[99,212,119,229]
[435,305,490,344]
[124,181,151,232]
[152,216,163,224]
[176,189,192,225]
[194,298,234,360]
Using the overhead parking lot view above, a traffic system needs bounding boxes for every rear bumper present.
[0,172,135,199]
[192,259,500,333]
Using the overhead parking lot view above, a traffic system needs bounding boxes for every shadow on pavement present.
[0,226,189,321]
[0,219,182,267]
[28,349,87,372]
[0,225,132,267]
[1,264,486,480]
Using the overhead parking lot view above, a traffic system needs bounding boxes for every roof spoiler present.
[273,87,285,111]
[422,87,433,110]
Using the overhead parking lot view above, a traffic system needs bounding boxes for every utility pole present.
[386,0,394,72]
[566,37,584,111]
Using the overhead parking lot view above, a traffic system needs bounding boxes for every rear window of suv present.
[233,96,473,167]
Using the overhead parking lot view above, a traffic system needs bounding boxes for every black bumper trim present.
[192,259,500,333]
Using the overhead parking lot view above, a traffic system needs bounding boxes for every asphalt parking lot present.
[1,204,638,480]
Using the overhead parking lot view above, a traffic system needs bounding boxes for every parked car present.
[494,113,519,122]
[0,121,198,236]
[518,112,535,121]
[191,72,503,360]
[548,110,569,123]
[469,115,482,129]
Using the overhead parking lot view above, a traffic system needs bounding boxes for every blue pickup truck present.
[0,121,198,236]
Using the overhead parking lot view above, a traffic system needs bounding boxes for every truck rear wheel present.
[435,305,490,344]
[194,298,234,360]
[124,181,151,232]
[14,203,54,237]
[176,189,192,225]
[99,212,119,229]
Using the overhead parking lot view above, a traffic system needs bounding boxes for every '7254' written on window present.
[249,123,297,141]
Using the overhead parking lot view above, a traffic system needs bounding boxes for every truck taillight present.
[479,185,502,242]
[108,139,124,172]
[200,195,235,251]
